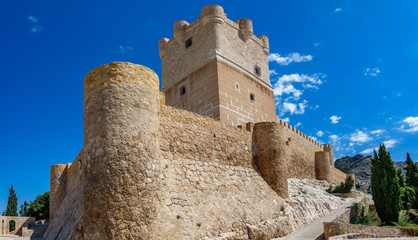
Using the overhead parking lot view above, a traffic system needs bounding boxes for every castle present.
[40,5,352,240]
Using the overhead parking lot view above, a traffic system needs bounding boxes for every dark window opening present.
[185,38,193,48]
[254,66,261,76]
[9,220,16,232]
[235,83,239,90]
[180,86,186,96]
[250,93,255,102]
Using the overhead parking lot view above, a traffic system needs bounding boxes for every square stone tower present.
[159,5,277,126]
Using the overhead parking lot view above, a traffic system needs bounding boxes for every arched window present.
[9,220,16,232]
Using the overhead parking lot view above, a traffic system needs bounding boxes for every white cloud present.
[269,70,278,76]
[269,53,313,66]
[330,115,341,124]
[313,42,322,49]
[349,142,354,147]
[360,139,398,154]
[316,130,324,137]
[28,15,39,23]
[295,122,302,128]
[400,116,418,133]
[360,148,374,155]
[119,46,134,52]
[27,15,43,33]
[335,8,342,12]
[282,100,308,115]
[383,139,397,148]
[370,129,384,135]
[282,117,290,123]
[350,130,372,143]
[30,25,44,33]
[364,67,381,76]
[329,134,340,145]
[273,73,324,100]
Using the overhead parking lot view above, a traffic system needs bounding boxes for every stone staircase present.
[22,220,48,238]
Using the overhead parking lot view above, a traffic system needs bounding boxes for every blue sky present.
[1,0,417,213]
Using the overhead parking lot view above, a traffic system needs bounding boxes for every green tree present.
[405,152,418,187]
[25,192,50,220]
[19,201,29,216]
[5,184,18,231]
[398,168,405,188]
[400,186,416,210]
[371,144,401,224]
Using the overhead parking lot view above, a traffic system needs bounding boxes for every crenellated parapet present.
[159,4,271,93]
[276,118,323,149]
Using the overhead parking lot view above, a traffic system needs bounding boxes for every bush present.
[350,203,380,226]
[327,176,354,193]
[400,186,416,210]
[395,211,415,227]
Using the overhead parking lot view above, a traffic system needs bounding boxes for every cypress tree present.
[405,153,418,187]
[5,185,18,216]
[5,184,18,231]
[370,144,401,224]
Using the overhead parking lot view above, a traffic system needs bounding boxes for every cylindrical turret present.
[239,18,253,41]
[50,164,68,221]
[83,62,161,239]
[323,144,334,167]
[315,151,331,181]
[158,38,169,58]
[258,35,270,55]
[173,20,189,45]
[253,122,288,198]
[199,4,225,18]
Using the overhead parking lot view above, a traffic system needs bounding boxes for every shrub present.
[400,186,416,210]
[350,204,380,226]
[395,211,415,227]
[328,176,354,193]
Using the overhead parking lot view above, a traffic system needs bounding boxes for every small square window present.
[254,65,261,76]
[180,86,186,96]
[250,93,255,102]
[185,38,193,48]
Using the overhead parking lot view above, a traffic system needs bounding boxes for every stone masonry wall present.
[0,216,35,236]
[44,149,84,240]
[164,58,221,120]
[154,105,287,239]
[48,62,351,239]
[159,5,270,91]
[324,210,412,240]
[82,62,162,239]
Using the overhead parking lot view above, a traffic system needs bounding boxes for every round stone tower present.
[83,62,161,239]
[253,122,289,198]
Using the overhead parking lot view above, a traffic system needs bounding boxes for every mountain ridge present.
[334,154,407,191]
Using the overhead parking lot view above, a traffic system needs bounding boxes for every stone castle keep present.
[43,5,352,239]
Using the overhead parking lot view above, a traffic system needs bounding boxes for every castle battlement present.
[159,5,276,127]
[44,5,352,239]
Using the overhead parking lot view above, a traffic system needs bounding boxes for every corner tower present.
[159,5,276,126]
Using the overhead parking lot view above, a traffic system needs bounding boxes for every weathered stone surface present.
[83,62,161,239]
[324,209,414,240]
[0,216,35,236]
[253,122,289,198]
[46,5,352,239]
[46,60,352,239]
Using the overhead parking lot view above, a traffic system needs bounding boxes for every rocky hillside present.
[334,154,406,191]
